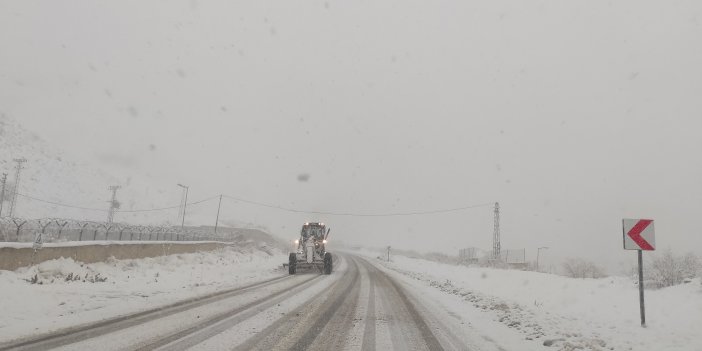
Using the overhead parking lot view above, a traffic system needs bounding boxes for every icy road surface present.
[0,254,503,351]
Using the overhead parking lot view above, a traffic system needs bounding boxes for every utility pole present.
[493,202,501,260]
[214,194,222,234]
[107,185,121,223]
[177,186,186,221]
[8,158,27,217]
[0,173,7,217]
[177,184,189,230]
[536,247,549,272]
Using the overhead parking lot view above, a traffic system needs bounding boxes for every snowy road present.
[0,254,474,351]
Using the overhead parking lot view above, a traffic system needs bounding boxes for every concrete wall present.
[0,242,229,271]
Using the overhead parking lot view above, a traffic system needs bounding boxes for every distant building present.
[459,247,481,263]
[460,247,528,269]
[501,248,528,269]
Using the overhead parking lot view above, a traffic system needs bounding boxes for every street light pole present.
[537,247,549,272]
[177,184,189,230]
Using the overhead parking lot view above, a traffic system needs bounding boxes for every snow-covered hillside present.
[1,115,124,221]
[0,115,227,226]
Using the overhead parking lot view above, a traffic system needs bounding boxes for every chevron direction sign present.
[623,219,655,251]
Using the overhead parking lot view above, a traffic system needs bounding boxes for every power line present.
[16,193,108,212]
[221,194,492,217]
[15,191,491,218]
[115,195,218,213]
[15,193,219,213]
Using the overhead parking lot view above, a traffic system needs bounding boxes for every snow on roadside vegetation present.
[0,244,287,342]
[356,250,702,351]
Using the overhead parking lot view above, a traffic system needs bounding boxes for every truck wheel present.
[289,253,297,275]
[323,252,333,275]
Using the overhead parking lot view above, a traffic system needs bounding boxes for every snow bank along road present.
[0,253,490,351]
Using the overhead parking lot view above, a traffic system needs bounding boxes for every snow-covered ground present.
[0,245,287,342]
[355,250,702,351]
[3,243,700,350]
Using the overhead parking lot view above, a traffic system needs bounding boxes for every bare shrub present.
[423,252,461,265]
[478,256,510,269]
[649,250,700,288]
[562,258,606,279]
[681,252,701,280]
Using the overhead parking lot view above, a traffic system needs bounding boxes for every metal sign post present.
[637,249,645,327]
[623,218,655,327]
[32,232,43,252]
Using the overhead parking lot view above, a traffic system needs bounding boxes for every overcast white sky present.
[2,0,701,272]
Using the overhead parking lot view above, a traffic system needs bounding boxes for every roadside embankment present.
[0,241,229,270]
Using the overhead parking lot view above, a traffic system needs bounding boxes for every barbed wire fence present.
[0,178,496,246]
[0,217,227,244]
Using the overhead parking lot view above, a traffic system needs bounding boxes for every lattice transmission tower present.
[493,202,501,260]
[107,185,121,223]
[8,158,27,217]
[0,172,7,217]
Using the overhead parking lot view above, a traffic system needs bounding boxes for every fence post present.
[105,225,113,241]
[12,218,27,242]
[39,220,52,234]
[55,220,68,240]
[78,223,89,241]
[0,219,6,241]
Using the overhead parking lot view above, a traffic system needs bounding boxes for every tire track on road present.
[302,257,362,351]
[361,270,376,351]
[356,257,444,351]
[136,275,324,351]
[156,255,350,350]
[0,275,293,351]
[233,254,360,351]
